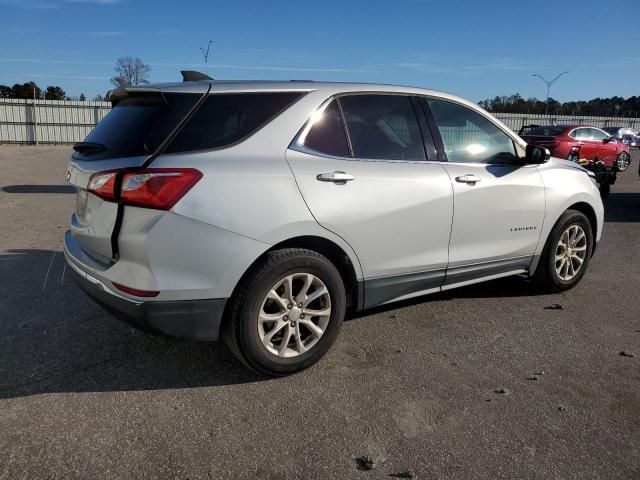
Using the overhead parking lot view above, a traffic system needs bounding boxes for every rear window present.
[74,93,201,161]
[523,126,565,137]
[165,92,305,154]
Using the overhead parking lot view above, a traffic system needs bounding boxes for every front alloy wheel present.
[616,152,631,172]
[554,225,588,281]
[533,209,593,292]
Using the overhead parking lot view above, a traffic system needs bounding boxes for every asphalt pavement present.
[0,146,638,479]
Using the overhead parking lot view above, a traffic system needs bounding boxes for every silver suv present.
[65,76,604,375]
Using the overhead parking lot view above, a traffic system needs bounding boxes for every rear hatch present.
[67,86,207,265]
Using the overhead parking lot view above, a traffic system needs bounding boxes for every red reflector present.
[112,282,159,298]
[120,168,202,210]
[87,170,118,201]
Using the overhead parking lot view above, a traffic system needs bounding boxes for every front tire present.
[532,210,593,293]
[223,248,346,376]
[616,152,631,172]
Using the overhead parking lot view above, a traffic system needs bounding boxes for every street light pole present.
[200,40,213,75]
[532,71,569,119]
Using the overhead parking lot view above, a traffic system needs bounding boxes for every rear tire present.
[532,210,593,293]
[223,248,346,376]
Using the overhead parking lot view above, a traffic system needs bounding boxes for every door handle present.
[316,171,354,183]
[455,174,481,185]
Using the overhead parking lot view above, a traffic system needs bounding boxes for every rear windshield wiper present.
[73,142,108,154]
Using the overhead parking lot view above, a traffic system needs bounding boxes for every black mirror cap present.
[525,144,551,164]
[602,136,612,143]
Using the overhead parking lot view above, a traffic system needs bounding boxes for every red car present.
[521,124,631,196]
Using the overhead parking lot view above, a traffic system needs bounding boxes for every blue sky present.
[0,0,638,102]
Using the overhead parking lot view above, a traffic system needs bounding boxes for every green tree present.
[44,86,66,100]
[0,85,11,98]
[11,82,42,99]
[79,93,86,101]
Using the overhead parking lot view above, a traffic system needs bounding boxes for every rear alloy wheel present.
[616,152,631,172]
[258,273,332,358]
[533,209,593,292]
[223,248,346,376]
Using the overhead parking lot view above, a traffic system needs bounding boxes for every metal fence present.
[493,112,640,133]
[0,98,111,144]
[1,98,639,145]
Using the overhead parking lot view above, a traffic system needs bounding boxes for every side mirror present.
[525,144,551,164]
[602,136,612,143]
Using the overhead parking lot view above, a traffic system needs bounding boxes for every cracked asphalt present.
[0,146,638,479]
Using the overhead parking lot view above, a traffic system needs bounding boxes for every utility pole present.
[532,71,569,120]
[200,40,213,75]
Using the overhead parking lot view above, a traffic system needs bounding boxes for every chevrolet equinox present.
[65,74,604,375]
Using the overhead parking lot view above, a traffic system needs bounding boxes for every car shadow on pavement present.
[0,249,270,400]
[604,192,640,222]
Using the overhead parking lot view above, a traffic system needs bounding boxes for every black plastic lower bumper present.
[67,265,226,341]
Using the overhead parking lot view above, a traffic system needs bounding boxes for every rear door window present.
[166,92,305,153]
[74,93,200,161]
[301,100,351,157]
[338,95,426,161]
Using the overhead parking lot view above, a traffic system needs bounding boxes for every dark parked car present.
[521,125,631,196]
[602,127,639,151]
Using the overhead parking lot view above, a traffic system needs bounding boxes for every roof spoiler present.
[181,70,214,82]
[106,86,162,105]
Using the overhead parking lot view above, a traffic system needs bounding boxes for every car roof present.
[532,124,604,130]
[122,79,481,111]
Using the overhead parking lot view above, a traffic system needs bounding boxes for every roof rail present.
[181,70,214,82]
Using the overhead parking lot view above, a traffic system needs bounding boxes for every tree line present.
[0,56,152,102]
[0,82,91,101]
[478,93,640,117]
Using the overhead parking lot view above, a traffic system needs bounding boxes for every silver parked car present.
[65,75,604,375]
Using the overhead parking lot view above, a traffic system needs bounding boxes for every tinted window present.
[339,95,426,160]
[166,92,304,153]
[302,101,350,157]
[589,128,608,141]
[572,128,591,140]
[428,99,517,164]
[75,93,200,161]
[524,126,565,137]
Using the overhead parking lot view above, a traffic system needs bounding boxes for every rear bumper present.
[64,233,226,341]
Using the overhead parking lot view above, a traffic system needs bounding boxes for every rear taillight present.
[87,170,118,202]
[120,168,202,210]
[87,168,202,210]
